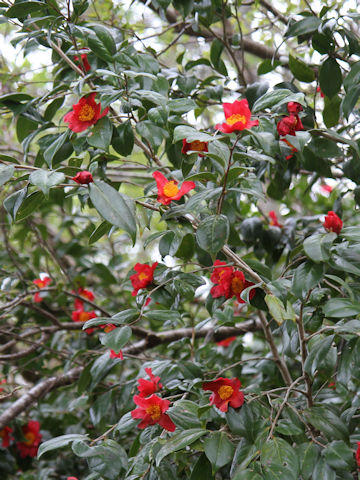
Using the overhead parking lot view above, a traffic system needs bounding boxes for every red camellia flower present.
[137,368,163,397]
[210,260,255,304]
[323,211,343,235]
[269,210,282,228]
[72,171,94,184]
[64,93,109,133]
[0,378,6,392]
[356,441,360,468]
[131,394,176,431]
[74,287,95,310]
[202,377,244,412]
[321,184,333,194]
[152,171,195,205]
[287,102,303,114]
[67,477,79,480]
[16,420,42,458]
[181,139,208,157]
[280,138,298,160]
[110,349,124,360]
[72,309,97,335]
[74,53,91,72]
[0,426,13,448]
[130,262,158,296]
[216,336,236,347]
[317,86,325,98]
[215,99,259,133]
[277,115,303,136]
[33,275,51,303]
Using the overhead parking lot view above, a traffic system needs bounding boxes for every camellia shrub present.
[0,0,360,479]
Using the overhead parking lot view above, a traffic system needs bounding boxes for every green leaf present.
[37,434,88,459]
[43,131,70,167]
[289,55,315,82]
[323,95,341,128]
[304,406,349,441]
[0,165,14,186]
[87,117,113,151]
[323,298,360,318]
[292,262,324,299]
[265,294,296,325]
[226,404,265,442]
[285,17,322,38]
[275,419,303,436]
[112,122,134,157]
[303,233,337,263]
[4,187,27,221]
[100,325,132,352]
[6,1,48,18]
[295,443,319,480]
[319,58,342,98]
[204,432,234,472]
[323,440,355,470]
[173,125,214,144]
[232,470,262,480]
[44,97,65,121]
[252,89,305,113]
[312,457,336,480]
[88,221,112,245]
[168,400,202,429]
[29,169,65,197]
[341,86,360,119]
[196,215,229,255]
[89,181,137,244]
[115,412,138,435]
[167,98,197,114]
[260,437,299,479]
[156,429,207,466]
[144,310,181,324]
[83,309,138,330]
[136,121,168,149]
[87,25,116,63]
[257,60,281,75]
[304,335,335,376]
[190,454,213,480]
[341,226,360,242]
[16,191,45,221]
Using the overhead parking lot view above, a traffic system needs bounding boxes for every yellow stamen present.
[146,404,161,420]
[189,140,207,152]
[231,276,244,294]
[79,311,89,322]
[24,432,36,446]
[163,181,179,198]
[226,114,246,126]
[218,385,234,400]
[78,104,95,122]
[138,272,149,281]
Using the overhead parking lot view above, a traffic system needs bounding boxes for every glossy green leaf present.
[100,325,132,352]
[265,294,296,324]
[252,89,305,113]
[304,406,349,441]
[156,429,207,466]
[289,55,315,82]
[323,95,341,128]
[296,443,319,480]
[285,17,322,37]
[260,437,299,479]
[167,98,197,114]
[323,440,355,470]
[292,261,324,299]
[0,165,14,186]
[204,432,234,472]
[196,214,229,255]
[16,191,45,221]
[87,117,113,151]
[168,400,202,429]
[87,25,116,63]
[4,187,27,221]
[320,58,342,98]
[323,298,360,317]
[29,169,65,197]
[303,233,337,263]
[304,335,335,376]
[190,453,213,480]
[112,122,134,157]
[37,434,88,459]
[89,181,137,244]
[88,221,112,245]
[6,1,49,18]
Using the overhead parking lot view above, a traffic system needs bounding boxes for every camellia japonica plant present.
[0,0,360,479]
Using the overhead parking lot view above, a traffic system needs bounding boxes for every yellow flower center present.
[163,181,179,198]
[146,404,161,420]
[218,385,234,400]
[226,114,246,126]
[0,429,5,439]
[189,140,207,152]
[231,276,244,294]
[78,104,95,122]
[79,311,90,322]
[138,272,149,281]
[24,431,36,446]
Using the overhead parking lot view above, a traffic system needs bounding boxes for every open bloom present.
[16,420,42,458]
[152,171,195,205]
[287,102,303,114]
[210,260,255,304]
[137,368,163,397]
[0,426,13,448]
[269,211,282,228]
[72,171,93,184]
[130,262,158,296]
[216,336,236,347]
[202,377,244,412]
[33,275,51,303]
[72,309,97,334]
[74,287,95,310]
[356,442,360,468]
[64,93,109,133]
[182,139,208,156]
[74,53,91,72]
[215,99,259,133]
[277,115,303,136]
[131,394,176,431]
[323,211,343,235]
